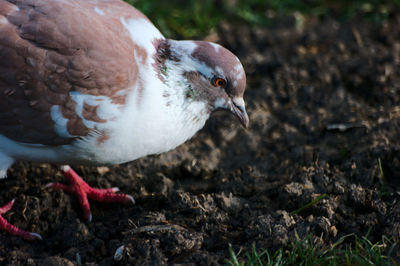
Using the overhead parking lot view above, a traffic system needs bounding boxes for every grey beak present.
[230,98,249,128]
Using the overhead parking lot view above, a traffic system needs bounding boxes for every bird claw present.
[126,195,136,205]
[47,166,135,221]
[1,166,135,239]
[45,182,54,188]
[0,199,42,240]
[27,232,43,241]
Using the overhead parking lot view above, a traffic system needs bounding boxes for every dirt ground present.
[1,14,400,265]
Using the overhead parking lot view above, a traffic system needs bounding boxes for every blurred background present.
[125,0,400,39]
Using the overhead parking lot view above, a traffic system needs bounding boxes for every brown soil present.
[1,14,400,265]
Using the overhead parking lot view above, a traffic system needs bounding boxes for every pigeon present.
[0,0,248,240]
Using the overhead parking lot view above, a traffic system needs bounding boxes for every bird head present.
[156,39,249,128]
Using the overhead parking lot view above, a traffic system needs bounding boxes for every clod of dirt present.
[215,192,243,212]
[143,172,174,195]
[42,257,74,266]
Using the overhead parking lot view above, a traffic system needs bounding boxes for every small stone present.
[114,245,125,261]
[329,225,338,237]
[276,210,295,227]
[96,166,110,175]
[333,182,345,194]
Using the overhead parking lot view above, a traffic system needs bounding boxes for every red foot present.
[0,199,42,240]
[46,165,135,221]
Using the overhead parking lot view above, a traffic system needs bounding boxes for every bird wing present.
[0,0,154,145]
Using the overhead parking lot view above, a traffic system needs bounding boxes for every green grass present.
[290,193,327,215]
[125,0,400,39]
[124,0,222,38]
[378,158,385,180]
[227,234,398,266]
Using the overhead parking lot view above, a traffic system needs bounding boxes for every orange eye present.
[213,77,227,87]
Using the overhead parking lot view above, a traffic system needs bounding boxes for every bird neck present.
[155,39,212,109]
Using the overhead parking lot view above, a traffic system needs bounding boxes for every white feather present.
[94,7,105,16]
[121,17,164,59]
[50,105,75,138]
[0,18,212,168]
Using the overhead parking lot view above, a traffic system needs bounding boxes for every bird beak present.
[229,98,249,128]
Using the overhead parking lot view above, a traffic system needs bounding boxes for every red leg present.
[46,165,135,222]
[0,199,42,240]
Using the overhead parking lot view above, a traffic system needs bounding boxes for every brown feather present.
[0,0,152,145]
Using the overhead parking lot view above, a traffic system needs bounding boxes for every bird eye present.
[213,77,227,88]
